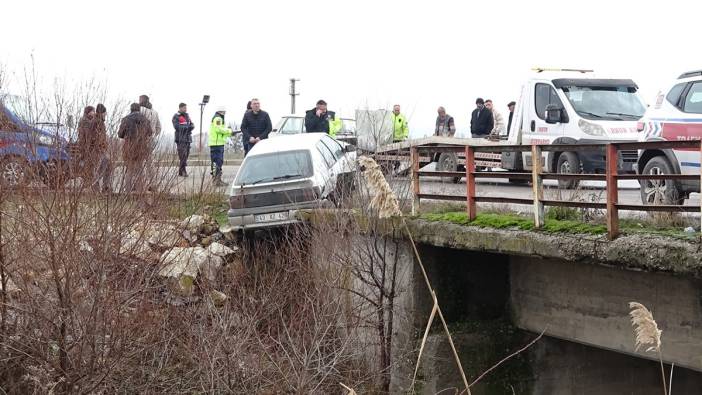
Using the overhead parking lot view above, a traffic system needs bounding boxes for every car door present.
[315,140,339,197]
[524,82,566,168]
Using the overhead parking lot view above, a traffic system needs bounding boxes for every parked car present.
[0,94,71,187]
[270,114,357,146]
[228,133,357,231]
[637,69,702,204]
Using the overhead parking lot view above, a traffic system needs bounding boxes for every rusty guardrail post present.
[465,146,476,221]
[531,144,545,228]
[606,144,619,240]
[411,146,420,215]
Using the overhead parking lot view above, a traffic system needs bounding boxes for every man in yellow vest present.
[391,104,409,142]
[209,106,233,187]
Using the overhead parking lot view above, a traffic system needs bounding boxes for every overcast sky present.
[2,0,701,137]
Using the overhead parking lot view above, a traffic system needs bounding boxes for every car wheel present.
[0,156,29,188]
[640,156,683,205]
[556,152,580,189]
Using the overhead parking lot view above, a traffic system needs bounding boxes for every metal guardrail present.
[409,140,702,240]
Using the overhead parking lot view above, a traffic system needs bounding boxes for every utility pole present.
[198,95,210,154]
[289,78,299,114]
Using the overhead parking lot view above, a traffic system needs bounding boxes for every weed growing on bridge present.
[358,155,473,394]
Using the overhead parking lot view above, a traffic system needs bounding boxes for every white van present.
[502,69,646,187]
[370,69,648,188]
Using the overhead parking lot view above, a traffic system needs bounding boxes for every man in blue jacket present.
[240,98,272,156]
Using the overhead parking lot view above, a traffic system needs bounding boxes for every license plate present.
[254,212,288,223]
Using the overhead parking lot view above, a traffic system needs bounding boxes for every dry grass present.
[629,301,668,395]
[358,156,401,218]
[629,302,662,353]
[358,156,472,394]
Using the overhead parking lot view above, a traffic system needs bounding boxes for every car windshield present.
[235,150,313,185]
[562,86,645,121]
[279,117,304,134]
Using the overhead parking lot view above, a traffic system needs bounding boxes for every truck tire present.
[556,152,580,189]
[437,152,461,183]
[640,156,683,205]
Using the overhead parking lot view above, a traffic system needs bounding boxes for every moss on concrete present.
[421,212,608,235]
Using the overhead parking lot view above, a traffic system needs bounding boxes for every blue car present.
[0,97,72,188]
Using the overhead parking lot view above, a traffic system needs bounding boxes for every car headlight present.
[38,135,55,145]
[578,119,606,137]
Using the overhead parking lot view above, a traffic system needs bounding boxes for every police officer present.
[209,106,233,187]
[391,104,409,142]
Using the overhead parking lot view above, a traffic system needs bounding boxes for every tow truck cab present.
[502,69,646,186]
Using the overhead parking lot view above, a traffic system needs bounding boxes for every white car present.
[270,114,357,146]
[228,133,357,231]
[637,69,702,204]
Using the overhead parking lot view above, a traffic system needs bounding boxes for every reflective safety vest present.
[209,116,233,146]
[329,114,342,138]
[392,113,409,141]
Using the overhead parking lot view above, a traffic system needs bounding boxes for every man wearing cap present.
[305,100,342,137]
[470,98,494,138]
[507,101,516,135]
[209,106,233,187]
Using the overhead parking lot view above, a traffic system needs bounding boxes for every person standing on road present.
[392,104,409,142]
[507,101,516,135]
[435,106,456,137]
[241,101,253,153]
[94,103,112,192]
[172,103,195,177]
[77,106,98,187]
[241,98,272,156]
[139,95,162,190]
[209,107,233,187]
[139,95,162,138]
[485,99,505,136]
[305,100,342,137]
[118,103,153,192]
[470,98,493,138]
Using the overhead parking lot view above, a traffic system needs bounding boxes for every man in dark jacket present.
[470,98,494,138]
[172,103,195,177]
[304,99,336,134]
[118,103,153,192]
[240,98,272,156]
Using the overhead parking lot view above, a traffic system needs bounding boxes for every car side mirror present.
[343,145,356,153]
[545,104,562,124]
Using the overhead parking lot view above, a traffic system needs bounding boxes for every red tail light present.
[636,122,645,132]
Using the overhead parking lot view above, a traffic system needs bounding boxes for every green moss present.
[619,219,699,241]
[421,211,608,235]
